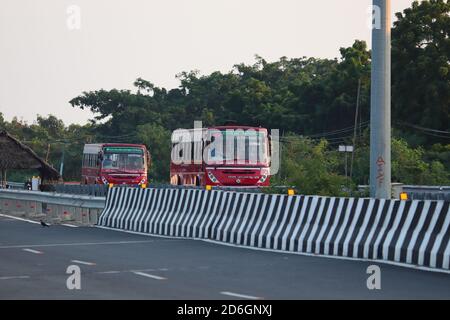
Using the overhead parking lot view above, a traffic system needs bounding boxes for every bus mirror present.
[268,135,272,156]
[97,152,104,166]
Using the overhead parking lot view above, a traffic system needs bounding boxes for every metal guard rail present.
[0,189,105,209]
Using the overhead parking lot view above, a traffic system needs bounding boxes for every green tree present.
[274,136,351,196]
[136,123,171,182]
[64,0,450,187]
[392,0,450,145]
[391,138,430,184]
[0,112,5,129]
[36,115,65,138]
[352,136,450,186]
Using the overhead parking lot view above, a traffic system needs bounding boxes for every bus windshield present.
[102,147,145,171]
[207,129,269,165]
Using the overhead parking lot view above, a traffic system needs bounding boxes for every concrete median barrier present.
[0,189,105,225]
[98,187,450,271]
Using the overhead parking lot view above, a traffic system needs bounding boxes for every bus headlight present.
[101,176,109,185]
[139,177,147,185]
[207,172,219,184]
[258,174,268,183]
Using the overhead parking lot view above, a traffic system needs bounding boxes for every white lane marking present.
[96,225,191,240]
[97,268,158,274]
[202,239,450,275]
[5,205,447,275]
[0,214,77,228]
[133,271,167,280]
[61,224,78,228]
[71,260,96,266]
[220,291,263,300]
[0,214,40,225]
[0,276,30,280]
[97,268,156,274]
[0,240,172,249]
[131,268,155,272]
[101,217,450,275]
[22,248,43,254]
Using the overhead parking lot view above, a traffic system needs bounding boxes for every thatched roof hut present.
[0,130,61,183]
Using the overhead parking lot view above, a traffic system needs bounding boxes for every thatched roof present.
[0,130,61,181]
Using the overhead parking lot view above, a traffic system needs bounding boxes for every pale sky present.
[0,0,416,125]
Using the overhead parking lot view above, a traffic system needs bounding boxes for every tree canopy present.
[1,0,449,193]
[392,0,450,146]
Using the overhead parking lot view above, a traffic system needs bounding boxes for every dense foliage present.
[1,0,449,194]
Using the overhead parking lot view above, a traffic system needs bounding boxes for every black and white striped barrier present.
[97,188,450,271]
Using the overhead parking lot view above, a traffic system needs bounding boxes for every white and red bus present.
[170,126,271,187]
[82,143,150,186]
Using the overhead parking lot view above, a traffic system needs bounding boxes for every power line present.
[397,122,450,135]
[307,121,369,138]
[280,133,364,144]
[412,131,450,140]
[21,131,139,145]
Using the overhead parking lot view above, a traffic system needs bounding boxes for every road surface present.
[0,215,449,299]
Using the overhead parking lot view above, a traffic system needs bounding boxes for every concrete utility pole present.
[370,0,391,199]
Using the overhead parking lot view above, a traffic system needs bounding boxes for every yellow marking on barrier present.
[400,192,408,201]
[288,189,295,196]
[206,185,212,191]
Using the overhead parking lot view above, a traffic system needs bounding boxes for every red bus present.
[82,143,150,186]
[170,126,271,187]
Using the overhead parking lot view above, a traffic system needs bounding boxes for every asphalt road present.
[0,214,449,299]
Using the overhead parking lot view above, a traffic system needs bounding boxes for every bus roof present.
[83,143,146,154]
